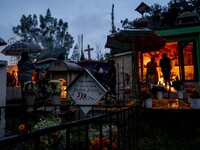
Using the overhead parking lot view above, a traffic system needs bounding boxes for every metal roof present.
[48,60,82,72]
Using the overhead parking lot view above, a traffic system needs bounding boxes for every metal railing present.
[0,103,138,150]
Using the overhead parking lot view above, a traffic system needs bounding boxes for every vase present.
[195,98,200,109]
[157,91,163,100]
[145,98,152,108]
[177,90,183,99]
[51,95,61,114]
[189,98,200,109]
[188,97,193,108]
[25,95,36,112]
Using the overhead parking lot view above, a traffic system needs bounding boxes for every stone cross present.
[84,44,93,60]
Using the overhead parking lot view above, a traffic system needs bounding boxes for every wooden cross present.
[84,44,93,60]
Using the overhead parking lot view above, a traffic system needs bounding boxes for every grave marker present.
[68,69,107,114]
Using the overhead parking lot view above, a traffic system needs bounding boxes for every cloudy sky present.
[0,0,169,64]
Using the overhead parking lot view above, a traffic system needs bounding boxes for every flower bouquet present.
[140,87,151,100]
[151,84,166,92]
[184,85,196,93]
[46,80,62,95]
[89,124,118,150]
[32,114,67,149]
[15,114,67,149]
[188,88,200,99]
[23,81,38,95]
[172,76,184,91]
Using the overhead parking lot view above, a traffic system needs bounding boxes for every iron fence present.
[0,103,138,150]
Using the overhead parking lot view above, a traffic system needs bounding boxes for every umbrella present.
[105,28,166,98]
[0,37,7,46]
[105,28,166,54]
[1,41,42,56]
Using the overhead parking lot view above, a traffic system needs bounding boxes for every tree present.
[110,4,117,33]
[95,43,104,60]
[121,0,200,30]
[13,8,74,60]
[70,44,80,62]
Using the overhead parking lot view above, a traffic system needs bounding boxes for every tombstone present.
[67,69,107,114]
[0,60,7,138]
[48,60,82,100]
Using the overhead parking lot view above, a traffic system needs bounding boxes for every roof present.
[35,58,57,64]
[48,60,82,72]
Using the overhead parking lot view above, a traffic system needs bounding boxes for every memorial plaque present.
[68,69,107,114]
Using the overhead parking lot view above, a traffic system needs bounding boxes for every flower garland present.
[23,81,38,95]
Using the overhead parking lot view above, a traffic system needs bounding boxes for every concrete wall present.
[0,60,7,106]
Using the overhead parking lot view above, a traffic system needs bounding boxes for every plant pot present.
[189,98,200,109]
[50,95,61,114]
[25,95,36,112]
[177,90,183,99]
[145,98,152,108]
[157,91,163,100]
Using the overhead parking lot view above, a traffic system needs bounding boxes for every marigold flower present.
[113,130,118,137]
[18,124,25,132]
[112,142,117,149]
[51,131,59,137]
[40,137,47,144]
[94,137,100,143]
[102,137,110,144]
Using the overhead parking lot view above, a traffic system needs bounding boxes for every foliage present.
[70,44,80,61]
[89,124,118,150]
[33,114,66,149]
[46,80,62,95]
[95,43,104,61]
[121,0,200,30]
[23,81,38,95]
[140,87,151,99]
[188,89,200,99]
[12,114,66,150]
[184,85,200,98]
[172,76,184,91]
[151,84,166,92]
[12,8,74,60]
[184,85,196,93]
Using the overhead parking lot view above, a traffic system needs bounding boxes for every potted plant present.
[172,76,184,99]
[23,81,38,95]
[46,80,62,96]
[188,88,200,109]
[89,124,118,150]
[140,87,152,108]
[16,114,67,149]
[23,81,38,112]
[172,76,184,91]
[46,80,62,113]
[151,84,166,100]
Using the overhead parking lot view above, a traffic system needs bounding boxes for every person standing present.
[108,60,116,98]
[146,57,158,88]
[159,53,171,89]
[17,52,35,101]
[93,63,104,84]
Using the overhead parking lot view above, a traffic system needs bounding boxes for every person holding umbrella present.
[17,52,36,101]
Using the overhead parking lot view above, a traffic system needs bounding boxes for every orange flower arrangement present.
[89,124,118,150]
[90,137,117,150]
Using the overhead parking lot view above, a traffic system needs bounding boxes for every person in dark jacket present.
[17,52,35,100]
[159,53,171,89]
